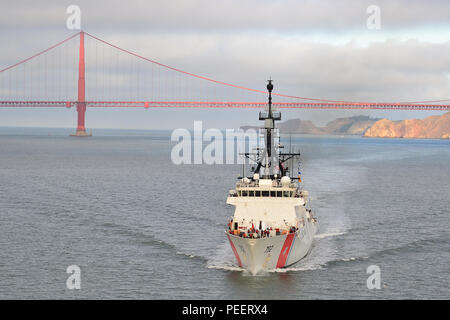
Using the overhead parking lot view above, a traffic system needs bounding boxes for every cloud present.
[1,0,450,129]
[83,33,450,102]
[3,0,450,32]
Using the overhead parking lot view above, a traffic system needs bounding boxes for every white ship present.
[226,80,318,275]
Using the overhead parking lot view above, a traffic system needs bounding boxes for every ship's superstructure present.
[226,80,317,274]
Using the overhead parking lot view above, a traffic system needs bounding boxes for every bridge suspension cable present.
[1,31,449,106]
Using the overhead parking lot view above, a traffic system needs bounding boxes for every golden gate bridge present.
[1,31,449,136]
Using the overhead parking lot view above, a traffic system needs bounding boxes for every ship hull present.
[226,220,317,275]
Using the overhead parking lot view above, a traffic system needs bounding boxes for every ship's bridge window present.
[262,191,269,197]
[249,191,254,197]
[238,190,242,197]
[270,191,276,197]
[276,191,282,197]
[283,191,290,197]
[242,190,248,197]
[255,191,261,197]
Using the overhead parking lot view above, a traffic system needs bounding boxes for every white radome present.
[280,176,291,187]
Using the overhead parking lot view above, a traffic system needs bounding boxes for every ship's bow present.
[226,232,294,275]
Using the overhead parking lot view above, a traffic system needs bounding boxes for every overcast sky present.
[1,0,450,129]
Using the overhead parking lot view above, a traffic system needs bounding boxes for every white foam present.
[207,265,245,272]
[270,265,324,273]
[314,232,346,239]
[176,251,196,258]
[339,256,365,262]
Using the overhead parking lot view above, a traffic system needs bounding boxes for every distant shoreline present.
[245,112,450,140]
[278,132,450,140]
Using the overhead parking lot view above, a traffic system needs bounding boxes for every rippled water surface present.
[0,127,448,299]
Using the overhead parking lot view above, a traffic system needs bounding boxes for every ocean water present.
[0,127,448,299]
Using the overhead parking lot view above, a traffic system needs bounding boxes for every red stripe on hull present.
[226,234,242,267]
[276,233,296,268]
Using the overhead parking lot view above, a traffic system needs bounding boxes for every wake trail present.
[314,232,347,239]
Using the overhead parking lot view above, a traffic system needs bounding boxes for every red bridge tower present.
[71,31,91,137]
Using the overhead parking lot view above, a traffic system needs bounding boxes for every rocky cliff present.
[241,112,450,139]
[364,112,450,139]
[276,115,380,135]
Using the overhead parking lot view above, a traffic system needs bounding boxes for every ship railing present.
[228,189,304,199]
[235,181,297,189]
[228,226,299,239]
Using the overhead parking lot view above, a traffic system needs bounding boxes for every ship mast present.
[259,79,281,179]
[241,80,300,181]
